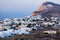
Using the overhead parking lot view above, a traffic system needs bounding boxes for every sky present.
[0,0,60,20]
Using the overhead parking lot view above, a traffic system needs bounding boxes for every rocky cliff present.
[32,1,60,17]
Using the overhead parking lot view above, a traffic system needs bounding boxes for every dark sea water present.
[0,11,31,20]
[0,8,36,20]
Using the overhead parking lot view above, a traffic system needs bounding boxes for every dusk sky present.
[0,0,60,20]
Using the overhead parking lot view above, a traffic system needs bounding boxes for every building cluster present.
[0,14,60,38]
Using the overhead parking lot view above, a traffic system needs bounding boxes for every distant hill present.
[32,1,60,18]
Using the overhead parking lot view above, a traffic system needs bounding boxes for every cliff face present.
[32,1,60,17]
